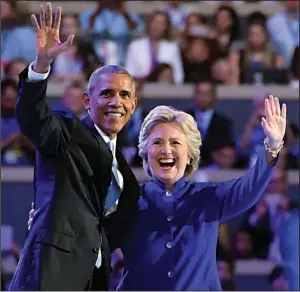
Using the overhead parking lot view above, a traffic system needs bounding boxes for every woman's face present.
[148,13,168,39]
[247,24,266,48]
[216,9,232,32]
[147,122,189,188]
[157,68,174,84]
[186,13,203,32]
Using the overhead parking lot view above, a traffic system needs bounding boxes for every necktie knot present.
[107,141,112,152]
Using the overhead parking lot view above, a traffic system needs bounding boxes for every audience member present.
[206,139,237,169]
[62,13,120,66]
[211,58,233,85]
[233,228,255,259]
[50,14,103,82]
[217,223,233,261]
[182,35,217,83]
[147,63,174,84]
[217,258,236,291]
[267,0,299,67]
[240,197,273,259]
[79,0,144,65]
[240,167,291,259]
[1,1,36,64]
[229,21,284,85]
[125,10,183,83]
[188,80,233,166]
[180,12,207,49]
[1,79,36,166]
[3,59,28,82]
[60,81,88,119]
[210,5,240,58]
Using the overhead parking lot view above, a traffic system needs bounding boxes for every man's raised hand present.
[32,2,74,73]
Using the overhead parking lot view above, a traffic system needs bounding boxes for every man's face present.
[267,168,288,194]
[62,87,85,116]
[194,82,214,110]
[235,231,252,255]
[84,73,136,139]
[212,146,236,169]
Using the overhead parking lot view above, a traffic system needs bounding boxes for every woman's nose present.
[161,143,172,154]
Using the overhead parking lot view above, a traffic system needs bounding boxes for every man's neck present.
[94,123,116,141]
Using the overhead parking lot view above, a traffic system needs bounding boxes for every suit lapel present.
[81,115,112,159]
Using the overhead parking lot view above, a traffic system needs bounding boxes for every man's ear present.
[83,92,90,110]
[132,95,138,111]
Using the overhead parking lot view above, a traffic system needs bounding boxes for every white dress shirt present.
[27,62,123,268]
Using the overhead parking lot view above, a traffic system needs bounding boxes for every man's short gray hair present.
[138,105,202,177]
[87,65,135,95]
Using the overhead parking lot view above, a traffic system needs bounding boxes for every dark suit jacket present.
[9,68,140,291]
[188,110,233,166]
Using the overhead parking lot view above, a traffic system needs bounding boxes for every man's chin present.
[103,126,123,137]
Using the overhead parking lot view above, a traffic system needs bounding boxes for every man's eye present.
[102,91,111,96]
[121,92,131,99]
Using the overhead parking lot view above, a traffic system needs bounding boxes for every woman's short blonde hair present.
[138,105,202,177]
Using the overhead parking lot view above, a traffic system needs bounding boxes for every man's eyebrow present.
[99,88,113,95]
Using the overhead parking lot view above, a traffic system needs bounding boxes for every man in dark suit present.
[9,3,140,291]
[188,80,233,166]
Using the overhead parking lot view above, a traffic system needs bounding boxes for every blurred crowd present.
[1,0,299,291]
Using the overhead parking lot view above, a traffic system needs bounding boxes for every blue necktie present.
[104,142,121,215]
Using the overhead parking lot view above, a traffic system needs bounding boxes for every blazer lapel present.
[81,115,112,159]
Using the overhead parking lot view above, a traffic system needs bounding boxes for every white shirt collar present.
[93,123,117,156]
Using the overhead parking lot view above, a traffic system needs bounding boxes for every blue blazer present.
[112,148,277,290]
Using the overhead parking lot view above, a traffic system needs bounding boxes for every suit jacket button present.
[92,248,99,253]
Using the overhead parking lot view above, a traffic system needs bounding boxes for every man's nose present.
[109,94,122,107]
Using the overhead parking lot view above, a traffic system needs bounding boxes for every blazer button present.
[166,241,174,248]
[168,271,174,278]
[92,248,99,253]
